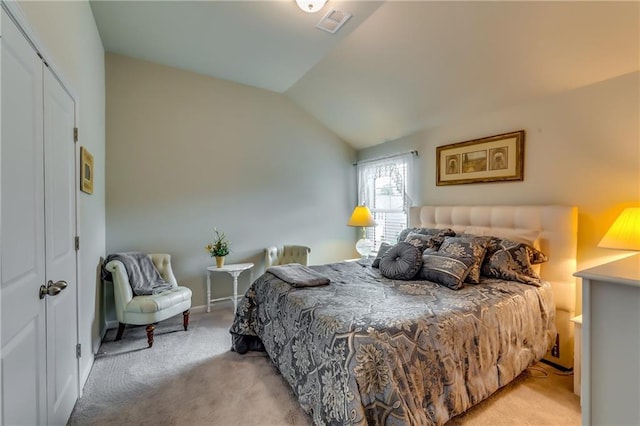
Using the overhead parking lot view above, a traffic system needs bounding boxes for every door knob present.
[48,280,68,290]
[40,284,61,299]
[39,280,68,299]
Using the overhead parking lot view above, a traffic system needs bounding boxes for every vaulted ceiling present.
[90,1,639,149]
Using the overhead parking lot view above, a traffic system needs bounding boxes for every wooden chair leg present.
[146,324,155,348]
[115,323,126,341]
[183,310,190,331]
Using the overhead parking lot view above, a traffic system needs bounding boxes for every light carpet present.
[68,308,580,425]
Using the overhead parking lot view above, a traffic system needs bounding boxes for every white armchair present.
[264,245,311,268]
[104,253,192,347]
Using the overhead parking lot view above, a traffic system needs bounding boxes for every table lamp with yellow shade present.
[598,207,640,251]
[347,205,376,258]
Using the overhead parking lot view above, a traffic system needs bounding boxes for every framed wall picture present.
[80,146,94,194]
[436,130,525,186]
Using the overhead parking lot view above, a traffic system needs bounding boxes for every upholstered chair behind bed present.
[104,253,192,348]
[264,245,311,268]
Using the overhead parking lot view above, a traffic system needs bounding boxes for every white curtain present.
[356,152,414,211]
[355,152,416,246]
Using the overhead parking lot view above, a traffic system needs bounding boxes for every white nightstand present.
[570,315,582,399]
[206,262,253,313]
[574,254,640,425]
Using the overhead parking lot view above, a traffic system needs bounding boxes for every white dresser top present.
[574,254,640,288]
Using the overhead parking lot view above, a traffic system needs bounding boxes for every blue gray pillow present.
[404,232,445,252]
[419,252,474,290]
[379,242,422,280]
[396,227,455,244]
[481,238,549,286]
[371,242,394,268]
[438,236,490,284]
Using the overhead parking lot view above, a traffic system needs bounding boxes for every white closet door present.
[43,66,78,425]
[1,9,47,425]
[2,8,79,425]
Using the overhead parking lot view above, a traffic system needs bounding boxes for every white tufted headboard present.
[409,205,578,369]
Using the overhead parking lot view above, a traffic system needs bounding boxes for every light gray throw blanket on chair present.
[103,252,174,296]
[266,263,330,287]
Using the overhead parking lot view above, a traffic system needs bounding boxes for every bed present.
[230,205,578,425]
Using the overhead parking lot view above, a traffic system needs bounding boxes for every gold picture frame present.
[80,146,94,194]
[436,130,525,186]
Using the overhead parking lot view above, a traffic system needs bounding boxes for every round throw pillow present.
[379,242,422,280]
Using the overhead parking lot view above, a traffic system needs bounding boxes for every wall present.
[15,1,106,387]
[105,54,356,313]
[358,71,640,313]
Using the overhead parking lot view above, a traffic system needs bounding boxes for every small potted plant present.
[205,228,230,268]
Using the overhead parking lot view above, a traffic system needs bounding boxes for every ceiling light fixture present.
[296,0,327,13]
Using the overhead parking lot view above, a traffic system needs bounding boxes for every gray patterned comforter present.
[230,260,556,425]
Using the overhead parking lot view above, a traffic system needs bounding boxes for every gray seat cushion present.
[379,242,422,280]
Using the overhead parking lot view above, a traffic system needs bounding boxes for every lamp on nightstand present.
[347,205,376,259]
[598,207,640,251]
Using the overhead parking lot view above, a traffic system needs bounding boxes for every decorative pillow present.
[371,242,394,268]
[379,242,422,280]
[463,226,540,247]
[397,227,455,244]
[483,237,548,264]
[404,232,445,252]
[438,236,489,284]
[528,246,549,265]
[481,238,548,286]
[419,252,474,290]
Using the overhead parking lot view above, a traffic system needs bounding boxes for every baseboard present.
[104,319,119,331]
[78,353,95,398]
[196,299,236,312]
[102,303,229,332]
[190,304,207,314]
[540,358,573,373]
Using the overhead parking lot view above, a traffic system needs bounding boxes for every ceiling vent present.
[316,8,351,34]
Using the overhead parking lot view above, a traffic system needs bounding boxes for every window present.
[356,152,414,249]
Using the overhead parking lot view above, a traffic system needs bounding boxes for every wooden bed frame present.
[409,205,578,369]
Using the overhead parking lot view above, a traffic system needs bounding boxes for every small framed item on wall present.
[436,130,525,186]
[80,146,94,194]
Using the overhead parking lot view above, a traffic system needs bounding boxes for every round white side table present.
[206,262,253,313]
